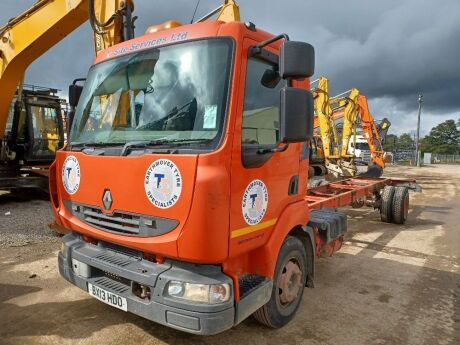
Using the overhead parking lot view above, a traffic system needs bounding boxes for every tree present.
[398,133,415,151]
[422,119,460,154]
[383,134,397,152]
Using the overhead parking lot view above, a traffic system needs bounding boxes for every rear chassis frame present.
[305,176,419,210]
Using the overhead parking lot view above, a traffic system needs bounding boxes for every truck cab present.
[54,20,317,334]
[348,134,371,164]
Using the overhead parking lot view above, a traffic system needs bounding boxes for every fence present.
[430,154,460,164]
[386,151,460,165]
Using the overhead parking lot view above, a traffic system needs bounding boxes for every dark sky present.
[1,0,459,135]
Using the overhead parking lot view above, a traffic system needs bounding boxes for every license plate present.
[87,283,127,311]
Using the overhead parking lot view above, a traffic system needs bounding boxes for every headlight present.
[166,281,231,304]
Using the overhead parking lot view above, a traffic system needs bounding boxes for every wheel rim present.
[403,193,409,220]
[278,258,303,306]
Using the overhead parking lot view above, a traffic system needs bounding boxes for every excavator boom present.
[0,0,86,135]
[311,77,391,179]
[0,0,135,137]
[356,94,389,169]
[312,77,357,177]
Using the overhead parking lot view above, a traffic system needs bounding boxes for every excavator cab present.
[1,85,65,190]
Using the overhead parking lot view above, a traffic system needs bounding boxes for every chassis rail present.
[305,177,419,209]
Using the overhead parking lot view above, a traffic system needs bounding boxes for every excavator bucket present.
[377,118,391,142]
[359,164,383,178]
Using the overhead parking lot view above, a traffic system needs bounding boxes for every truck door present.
[229,39,302,255]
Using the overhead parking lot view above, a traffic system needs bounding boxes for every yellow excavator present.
[0,0,240,191]
[310,76,390,179]
[311,76,359,177]
[0,0,135,190]
[331,90,391,177]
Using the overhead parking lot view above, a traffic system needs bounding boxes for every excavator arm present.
[356,94,390,169]
[330,88,360,158]
[313,77,357,177]
[0,0,134,137]
[313,77,337,159]
[329,93,390,172]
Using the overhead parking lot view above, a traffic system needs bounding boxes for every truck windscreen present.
[355,142,370,151]
[70,38,233,151]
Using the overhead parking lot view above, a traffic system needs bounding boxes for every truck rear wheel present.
[253,236,307,328]
[392,187,409,224]
[380,185,395,223]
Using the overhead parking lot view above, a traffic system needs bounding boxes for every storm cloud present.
[1,0,459,134]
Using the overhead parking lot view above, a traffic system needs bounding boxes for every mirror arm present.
[257,143,289,155]
[72,78,86,86]
[252,33,290,55]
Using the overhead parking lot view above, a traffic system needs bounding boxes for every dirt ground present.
[0,165,459,345]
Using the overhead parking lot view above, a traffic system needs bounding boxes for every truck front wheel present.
[253,236,307,328]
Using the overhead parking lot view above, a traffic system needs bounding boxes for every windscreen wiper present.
[120,138,213,156]
[69,142,125,151]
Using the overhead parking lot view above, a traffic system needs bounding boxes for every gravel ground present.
[0,165,459,345]
[0,190,60,247]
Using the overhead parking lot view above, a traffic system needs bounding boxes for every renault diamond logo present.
[102,189,113,210]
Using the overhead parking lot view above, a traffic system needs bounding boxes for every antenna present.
[190,0,201,24]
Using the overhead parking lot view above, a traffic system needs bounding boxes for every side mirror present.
[279,41,315,79]
[280,87,314,143]
[261,68,281,88]
[68,84,83,108]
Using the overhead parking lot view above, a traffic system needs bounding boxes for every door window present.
[30,106,60,156]
[5,103,14,136]
[242,58,286,146]
[5,101,27,140]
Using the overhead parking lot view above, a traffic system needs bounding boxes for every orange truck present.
[53,18,416,334]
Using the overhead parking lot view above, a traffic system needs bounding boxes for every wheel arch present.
[289,225,315,287]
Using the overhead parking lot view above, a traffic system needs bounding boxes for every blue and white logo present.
[145,159,182,209]
[62,156,81,195]
[242,179,268,225]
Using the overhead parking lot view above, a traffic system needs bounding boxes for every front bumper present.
[58,232,235,335]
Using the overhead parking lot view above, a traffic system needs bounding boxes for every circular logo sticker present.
[242,179,269,225]
[62,156,81,195]
[145,159,182,209]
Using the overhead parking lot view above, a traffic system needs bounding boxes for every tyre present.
[392,187,409,224]
[253,236,307,328]
[380,185,395,223]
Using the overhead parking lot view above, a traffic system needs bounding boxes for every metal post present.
[415,94,423,167]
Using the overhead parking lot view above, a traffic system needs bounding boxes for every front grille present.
[64,200,179,237]
[361,151,371,163]
[79,205,140,234]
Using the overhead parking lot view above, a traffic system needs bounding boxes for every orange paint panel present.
[55,150,198,257]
